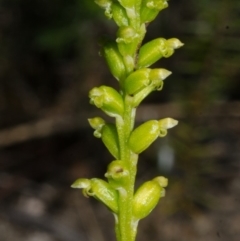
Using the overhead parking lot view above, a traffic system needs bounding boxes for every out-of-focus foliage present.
[0,0,239,127]
[0,0,105,128]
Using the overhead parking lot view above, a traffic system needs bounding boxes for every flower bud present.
[102,41,126,81]
[137,38,166,68]
[131,68,171,106]
[133,176,167,220]
[128,118,178,154]
[116,26,139,57]
[101,124,120,159]
[137,38,183,68]
[89,86,124,117]
[128,120,160,154]
[90,178,119,213]
[88,117,106,138]
[105,160,129,188]
[71,178,119,213]
[95,0,113,18]
[140,0,168,24]
[112,2,129,27]
[124,68,151,95]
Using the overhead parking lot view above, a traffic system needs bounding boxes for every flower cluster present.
[72,1,183,241]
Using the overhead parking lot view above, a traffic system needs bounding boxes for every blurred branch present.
[0,101,240,148]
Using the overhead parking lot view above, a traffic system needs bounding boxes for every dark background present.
[0,0,240,241]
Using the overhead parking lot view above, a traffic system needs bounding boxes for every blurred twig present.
[0,101,239,148]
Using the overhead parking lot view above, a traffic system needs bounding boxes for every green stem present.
[114,23,147,241]
[115,95,138,241]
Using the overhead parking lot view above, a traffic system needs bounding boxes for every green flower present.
[89,86,124,117]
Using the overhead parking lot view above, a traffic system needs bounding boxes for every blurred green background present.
[0,0,240,241]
